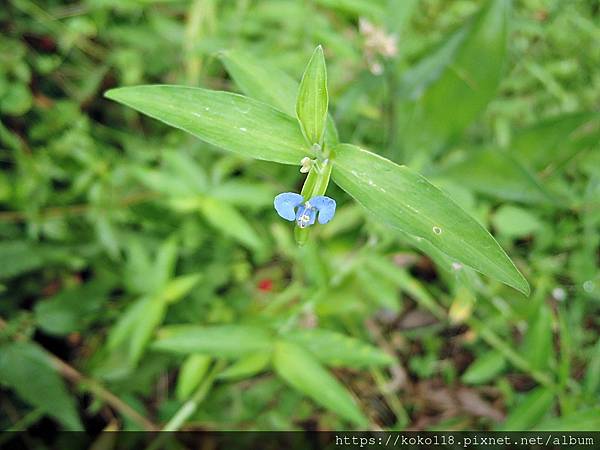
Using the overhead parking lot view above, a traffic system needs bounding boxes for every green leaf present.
[0,241,45,279]
[399,25,467,102]
[296,46,328,145]
[356,267,400,312]
[130,299,167,364]
[1,82,32,116]
[152,325,274,358]
[135,167,196,197]
[510,112,600,171]
[313,0,385,21]
[159,273,202,304]
[285,328,394,368]
[219,50,297,115]
[273,340,368,427]
[220,48,339,148]
[521,304,554,371]
[492,205,543,238]
[462,351,507,385]
[106,295,167,366]
[331,144,529,295]
[402,0,510,147]
[152,236,179,291]
[217,352,271,381]
[583,338,600,395]
[175,354,212,401]
[105,86,308,165]
[436,149,555,205]
[106,297,146,352]
[162,151,208,193]
[209,181,274,208]
[129,299,167,366]
[535,408,600,431]
[34,279,113,336]
[0,342,82,430]
[0,241,75,279]
[198,197,264,251]
[499,387,554,431]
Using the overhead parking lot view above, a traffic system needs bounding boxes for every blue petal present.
[310,196,336,224]
[274,192,304,221]
[295,205,317,228]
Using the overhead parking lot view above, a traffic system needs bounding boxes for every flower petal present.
[295,204,317,228]
[310,195,336,224]
[274,192,304,221]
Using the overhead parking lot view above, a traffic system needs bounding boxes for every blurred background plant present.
[0,0,599,435]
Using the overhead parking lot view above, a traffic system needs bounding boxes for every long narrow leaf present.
[273,340,368,426]
[105,86,308,165]
[331,143,529,295]
[285,328,394,368]
[296,46,328,145]
[0,342,82,430]
[219,50,297,115]
[152,325,274,358]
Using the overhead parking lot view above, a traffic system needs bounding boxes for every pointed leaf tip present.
[296,47,329,146]
[331,143,530,295]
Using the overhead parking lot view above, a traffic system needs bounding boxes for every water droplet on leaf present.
[552,287,566,301]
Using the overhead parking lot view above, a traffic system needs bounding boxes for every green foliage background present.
[1,0,599,433]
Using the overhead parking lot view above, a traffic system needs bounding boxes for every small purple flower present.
[274,192,336,228]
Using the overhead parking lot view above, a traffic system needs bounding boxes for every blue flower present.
[274,192,336,228]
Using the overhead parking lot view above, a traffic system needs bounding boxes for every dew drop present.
[452,262,462,271]
[433,226,442,235]
[552,287,566,301]
[239,127,247,132]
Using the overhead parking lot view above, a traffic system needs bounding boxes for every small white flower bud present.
[300,157,313,173]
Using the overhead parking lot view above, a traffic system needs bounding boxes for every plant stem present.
[370,368,410,429]
[5,408,45,432]
[52,357,159,431]
[163,360,225,431]
[145,361,226,450]
[384,61,399,160]
[11,0,107,59]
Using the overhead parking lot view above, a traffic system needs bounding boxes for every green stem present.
[300,167,319,198]
[4,408,44,432]
[162,360,225,431]
[311,158,333,197]
[370,368,409,429]
[295,158,333,246]
[0,408,45,448]
[384,61,399,160]
[145,361,226,450]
